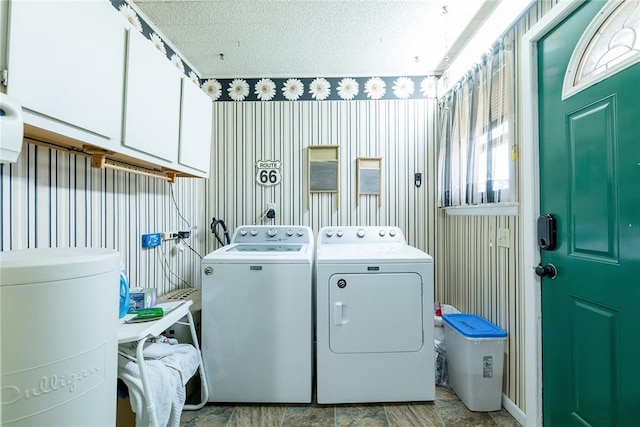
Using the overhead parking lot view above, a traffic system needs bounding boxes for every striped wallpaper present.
[434,213,523,408]
[206,85,535,412]
[208,99,438,255]
[208,95,528,408]
[0,0,561,417]
[0,142,208,296]
[434,0,560,413]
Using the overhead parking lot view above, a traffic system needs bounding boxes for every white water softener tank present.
[1,248,120,426]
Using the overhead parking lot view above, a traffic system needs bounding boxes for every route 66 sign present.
[256,160,282,186]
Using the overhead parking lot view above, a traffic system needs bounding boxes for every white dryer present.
[315,226,435,404]
[201,225,314,403]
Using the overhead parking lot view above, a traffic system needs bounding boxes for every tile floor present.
[180,386,522,427]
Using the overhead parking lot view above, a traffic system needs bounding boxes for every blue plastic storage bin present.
[442,314,507,338]
[442,314,507,411]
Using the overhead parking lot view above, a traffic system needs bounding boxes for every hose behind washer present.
[210,217,231,246]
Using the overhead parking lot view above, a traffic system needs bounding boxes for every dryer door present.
[329,273,423,353]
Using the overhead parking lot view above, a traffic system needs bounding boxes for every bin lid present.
[0,247,120,286]
[442,314,507,338]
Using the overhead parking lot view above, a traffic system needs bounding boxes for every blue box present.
[128,287,157,312]
[141,233,162,248]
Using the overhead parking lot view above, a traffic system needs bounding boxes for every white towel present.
[118,344,200,427]
[159,345,202,387]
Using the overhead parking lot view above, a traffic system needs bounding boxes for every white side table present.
[118,301,209,427]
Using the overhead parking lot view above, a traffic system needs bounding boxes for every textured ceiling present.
[131,0,499,79]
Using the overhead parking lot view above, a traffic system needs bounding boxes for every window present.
[562,0,640,100]
[438,37,515,210]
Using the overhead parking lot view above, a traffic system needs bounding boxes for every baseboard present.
[502,394,526,426]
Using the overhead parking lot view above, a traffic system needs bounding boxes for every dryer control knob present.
[250,229,258,236]
[325,230,334,237]
[267,228,277,237]
[389,229,397,237]
[357,229,365,238]
[337,230,344,237]
[286,229,294,236]
[240,229,248,236]
[379,230,386,237]
[297,229,305,236]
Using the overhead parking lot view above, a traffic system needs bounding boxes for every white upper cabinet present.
[123,29,181,162]
[179,77,212,173]
[7,0,125,142]
[5,0,210,178]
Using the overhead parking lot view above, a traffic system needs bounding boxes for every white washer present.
[201,225,314,403]
[315,226,435,404]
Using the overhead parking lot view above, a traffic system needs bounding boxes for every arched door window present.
[562,0,640,100]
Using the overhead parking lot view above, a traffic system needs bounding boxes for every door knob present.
[535,263,557,279]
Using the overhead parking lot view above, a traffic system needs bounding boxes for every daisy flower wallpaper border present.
[203,76,438,102]
[111,1,439,102]
[111,1,200,85]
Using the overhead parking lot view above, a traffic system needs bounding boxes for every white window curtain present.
[438,37,515,207]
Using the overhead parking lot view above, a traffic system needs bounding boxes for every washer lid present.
[0,247,120,286]
[224,244,303,252]
[203,242,313,263]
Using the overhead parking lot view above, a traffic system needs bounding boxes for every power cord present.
[178,237,203,259]
[169,183,191,229]
[255,207,276,224]
[254,208,270,225]
[157,245,189,287]
[167,183,203,257]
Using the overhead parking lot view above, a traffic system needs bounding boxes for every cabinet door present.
[179,78,212,173]
[7,0,125,140]
[123,29,181,162]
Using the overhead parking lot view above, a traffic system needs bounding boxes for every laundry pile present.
[118,340,200,427]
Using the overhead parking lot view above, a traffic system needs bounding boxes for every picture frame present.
[357,157,382,206]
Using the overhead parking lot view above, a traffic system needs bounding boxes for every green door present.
[538,1,640,426]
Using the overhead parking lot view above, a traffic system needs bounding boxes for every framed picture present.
[357,157,382,206]
[308,145,339,207]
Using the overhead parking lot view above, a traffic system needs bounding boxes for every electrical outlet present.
[266,203,276,219]
[497,228,510,248]
[162,231,178,240]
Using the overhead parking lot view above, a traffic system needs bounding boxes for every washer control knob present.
[297,229,305,236]
[357,229,365,238]
[336,230,344,237]
[389,229,397,237]
[267,228,277,237]
[240,229,248,236]
[379,230,386,237]
[250,229,258,236]
[326,230,334,237]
